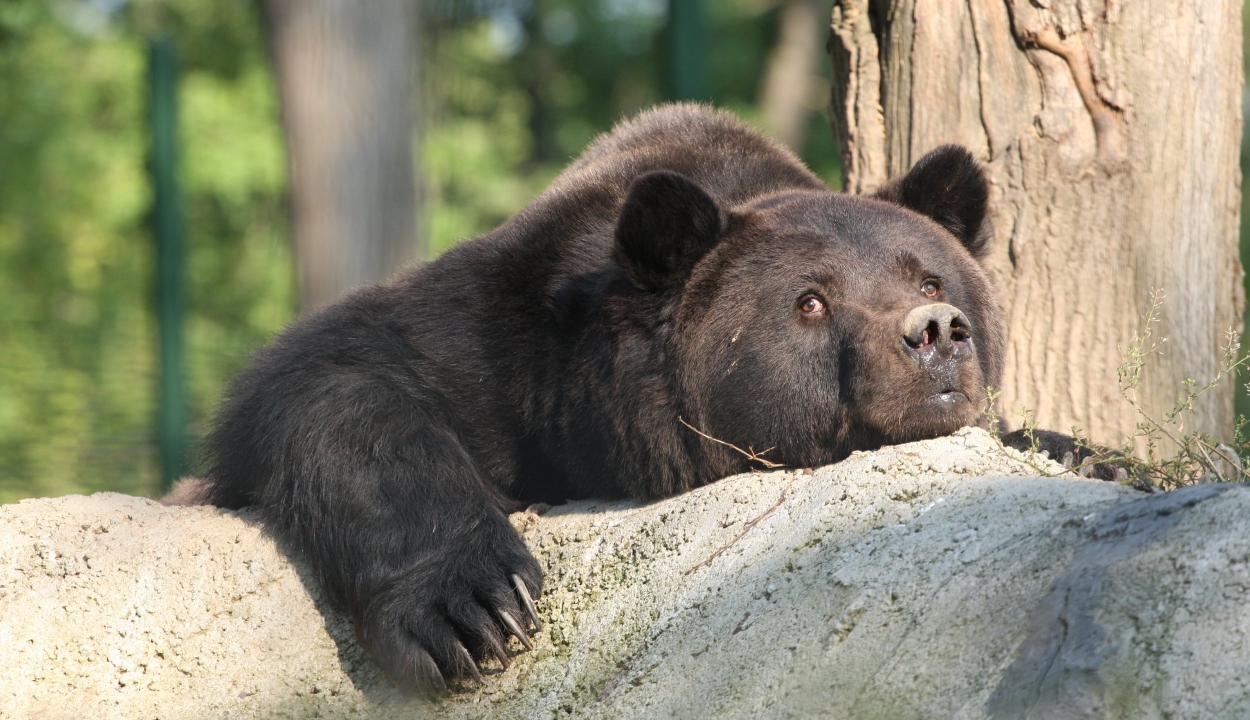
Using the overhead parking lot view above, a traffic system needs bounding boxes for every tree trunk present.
[759,0,824,151]
[263,0,422,312]
[828,0,1244,449]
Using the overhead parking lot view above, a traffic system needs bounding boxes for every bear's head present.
[613,145,1004,469]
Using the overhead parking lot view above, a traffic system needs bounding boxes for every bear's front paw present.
[358,538,543,695]
[1000,428,1134,482]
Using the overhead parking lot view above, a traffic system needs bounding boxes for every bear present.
[172,103,1101,693]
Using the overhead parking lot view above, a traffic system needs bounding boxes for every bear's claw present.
[513,573,542,630]
[500,610,534,651]
[452,642,483,684]
[413,650,447,694]
[486,633,511,670]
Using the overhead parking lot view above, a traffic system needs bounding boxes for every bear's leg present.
[243,379,543,694]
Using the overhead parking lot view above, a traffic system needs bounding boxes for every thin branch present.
[685,474,799,576]
[678,416,788,469]
[1123,395,1202,468]
[1195,437,1250,483]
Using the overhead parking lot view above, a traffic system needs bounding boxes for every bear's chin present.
[882,392,982,444]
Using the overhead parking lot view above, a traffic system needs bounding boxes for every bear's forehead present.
[736,191,961,265]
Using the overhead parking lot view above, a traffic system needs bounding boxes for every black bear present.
[171,103,1093,693]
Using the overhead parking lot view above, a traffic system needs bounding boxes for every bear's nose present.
[901,303,972,362]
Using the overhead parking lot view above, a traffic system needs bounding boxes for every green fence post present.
[666,0,706,101]
[148,38,187,493]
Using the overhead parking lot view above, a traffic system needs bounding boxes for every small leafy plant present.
[990,290,1250,490]
[1112,290,1250,489]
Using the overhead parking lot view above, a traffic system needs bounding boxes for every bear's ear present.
[874,145,990,257]
[613,171,724,292]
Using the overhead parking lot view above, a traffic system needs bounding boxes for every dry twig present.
[685,474,799,576]
[678,416,788,469]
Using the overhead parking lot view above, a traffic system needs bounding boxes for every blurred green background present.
[0,0,842,501]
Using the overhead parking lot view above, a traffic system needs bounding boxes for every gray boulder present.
[1,427,1247,719]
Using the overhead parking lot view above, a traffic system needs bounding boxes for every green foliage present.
[424,0,842,253]
[0,0,290,501]
[0,2,153,500]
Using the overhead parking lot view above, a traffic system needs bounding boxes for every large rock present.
[2,427,1248,719]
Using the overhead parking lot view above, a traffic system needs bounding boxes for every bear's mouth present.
[927,389,969,405]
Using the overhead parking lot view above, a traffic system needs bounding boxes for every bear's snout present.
[900,303,973,365]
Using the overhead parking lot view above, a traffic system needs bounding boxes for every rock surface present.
[2,427,1249,719]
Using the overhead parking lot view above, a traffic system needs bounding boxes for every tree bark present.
[263,0,422,312]
[829,0,1244,448]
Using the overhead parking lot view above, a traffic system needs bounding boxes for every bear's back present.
[543,103,824,216]
[455,104,827,303]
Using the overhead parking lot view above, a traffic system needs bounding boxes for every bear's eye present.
[798,295,826,318]
[921,279,941,298]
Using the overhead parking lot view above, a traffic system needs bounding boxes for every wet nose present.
[901,303,972,361]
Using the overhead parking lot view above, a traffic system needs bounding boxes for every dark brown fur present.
[185,104,1068,693]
